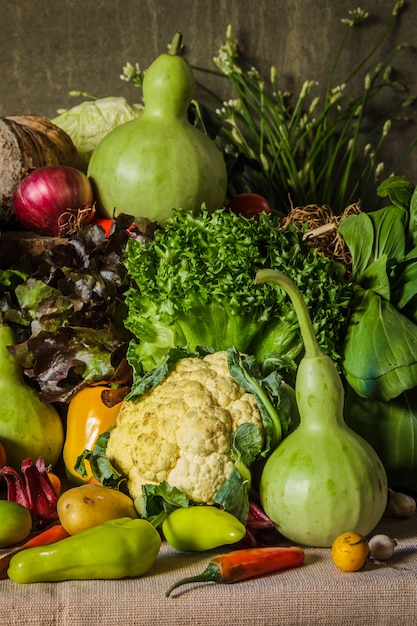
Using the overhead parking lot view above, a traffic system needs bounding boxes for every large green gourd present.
[0,323,64,469]
[87,32,227,223]
[256,269,388,548]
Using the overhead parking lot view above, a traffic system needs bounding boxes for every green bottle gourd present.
[87,32,227,223]
[255,269,388,548]
[0,322,64,469]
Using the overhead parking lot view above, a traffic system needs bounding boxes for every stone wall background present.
[1,0,416,189]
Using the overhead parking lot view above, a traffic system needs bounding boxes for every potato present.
[57,483,138,534]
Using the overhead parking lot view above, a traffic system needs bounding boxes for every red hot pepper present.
[0,524,70,579]
[166,545,305,596]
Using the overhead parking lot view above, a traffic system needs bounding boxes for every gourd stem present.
[169,32,183,57]
[255,269,321,358]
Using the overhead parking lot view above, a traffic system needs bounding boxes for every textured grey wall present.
[1,0,416,183]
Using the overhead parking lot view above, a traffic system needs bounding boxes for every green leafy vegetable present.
[123,206,351,374]
[0,218,144,402]
[340,175,417,488]
[139,482,193,522]
[231,422,263,481]
[339,177,417,401]
[343,286,417,401]
[52,96,143,169]
[345,386,417,491]
[227,347,294,452]
[76,429,128,492]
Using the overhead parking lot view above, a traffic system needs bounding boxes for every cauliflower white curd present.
[106,351,264,503]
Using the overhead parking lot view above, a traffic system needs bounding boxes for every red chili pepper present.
[165,545,305,596]
[0,524,70,580]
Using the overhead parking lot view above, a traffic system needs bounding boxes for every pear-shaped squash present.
[87,32,227,223]
[256,270,388,547]
[0,323,64,469]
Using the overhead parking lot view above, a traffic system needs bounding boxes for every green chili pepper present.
[162,505,246,551]
[7,517,161,583]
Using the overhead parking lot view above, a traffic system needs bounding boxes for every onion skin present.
[13,165,94,237]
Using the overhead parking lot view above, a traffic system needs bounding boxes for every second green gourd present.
[256,269,388,548]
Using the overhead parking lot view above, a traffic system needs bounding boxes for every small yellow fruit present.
[331,531,369,572]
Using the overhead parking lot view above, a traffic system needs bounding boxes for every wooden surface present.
[0,231,65,268]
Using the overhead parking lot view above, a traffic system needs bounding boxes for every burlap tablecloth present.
[1,512,416,626]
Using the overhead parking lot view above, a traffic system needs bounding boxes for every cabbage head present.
[52,96,143,169]
[345,386,417,491]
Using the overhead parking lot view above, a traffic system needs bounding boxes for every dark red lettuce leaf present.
[1,215,155,402]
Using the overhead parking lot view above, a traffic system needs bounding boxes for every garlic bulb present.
[368,534,397,561]
[386,488,416,519]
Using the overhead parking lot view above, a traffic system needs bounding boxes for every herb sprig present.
[197,2,415,215]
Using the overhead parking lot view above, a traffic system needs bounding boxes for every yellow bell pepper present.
[63,386,122,484]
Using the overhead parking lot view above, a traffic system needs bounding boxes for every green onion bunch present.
[205,2,415,214]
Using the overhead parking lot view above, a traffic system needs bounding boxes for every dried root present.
[279,202,361,277]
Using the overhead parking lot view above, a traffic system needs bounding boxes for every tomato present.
[228,193,272,220]
[90,217,136,237]
[90,217,114,237]
[47,471,62,497]
[0,501,32,548]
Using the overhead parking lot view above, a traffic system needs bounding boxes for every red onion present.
[13,165,94,237]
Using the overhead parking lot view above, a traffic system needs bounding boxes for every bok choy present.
[340,175,417,488]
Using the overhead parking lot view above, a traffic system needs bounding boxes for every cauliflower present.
[106,351,264,503]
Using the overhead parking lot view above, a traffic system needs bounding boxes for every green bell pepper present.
[162,505,246,551]
[7,517,161,583]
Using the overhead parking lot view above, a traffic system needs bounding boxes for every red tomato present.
[90,217,114,237]
[228,193,272,220]
[90,217,136,237]
[47,471,62,497]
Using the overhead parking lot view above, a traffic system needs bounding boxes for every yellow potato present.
[57,483,138,534]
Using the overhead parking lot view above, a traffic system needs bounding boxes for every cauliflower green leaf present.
[77,349,295,524]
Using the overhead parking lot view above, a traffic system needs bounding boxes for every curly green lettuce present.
[123,206,352,374]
